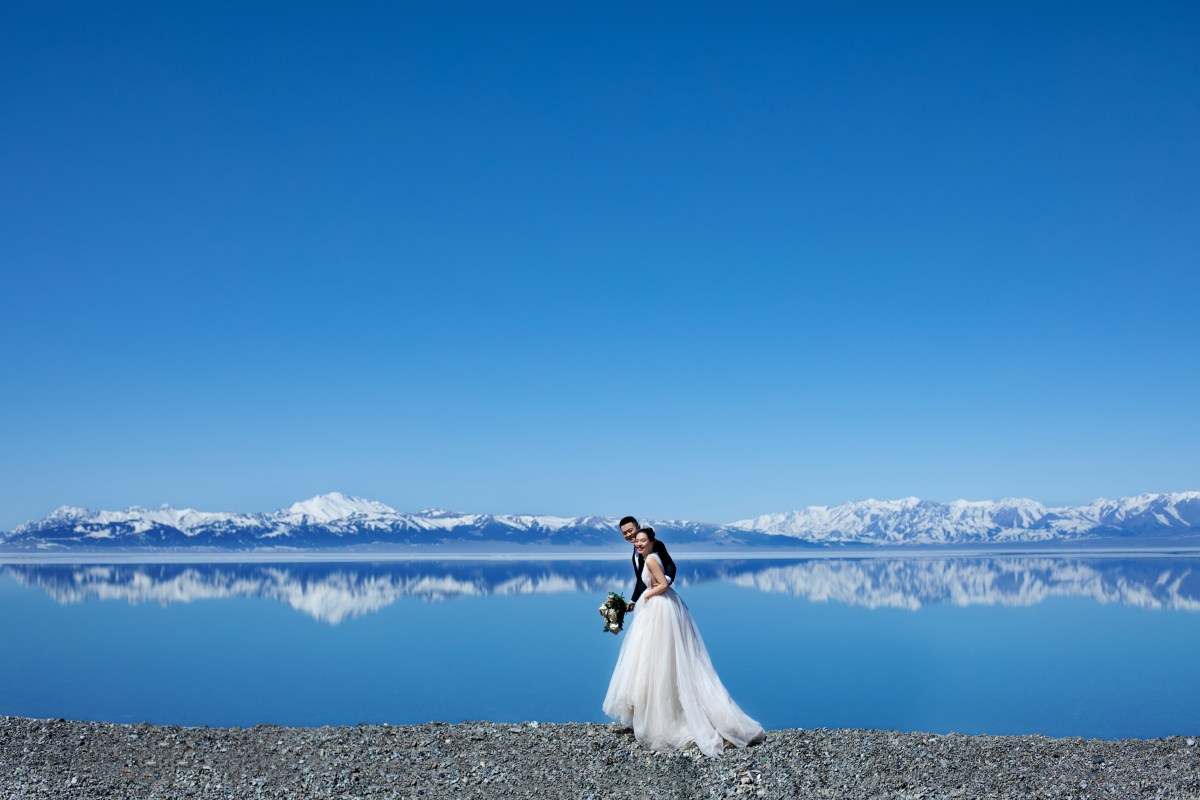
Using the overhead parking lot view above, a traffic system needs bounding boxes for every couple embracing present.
[602,515,765,757]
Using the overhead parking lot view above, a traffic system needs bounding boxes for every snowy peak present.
[1,495,640,548]
[12,503,260,536]
[730,493,1200,543]
[280,492,398,523]
[3,492,1199,549]
[43,506,92,523]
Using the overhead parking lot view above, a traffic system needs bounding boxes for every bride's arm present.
[641,555,670,600]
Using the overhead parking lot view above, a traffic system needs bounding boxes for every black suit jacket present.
[630,540,677,603]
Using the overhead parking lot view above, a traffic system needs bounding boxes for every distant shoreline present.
[3,544,1200,565]
[3,716,1197,799]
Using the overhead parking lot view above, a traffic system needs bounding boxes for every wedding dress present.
[603,553,764,757]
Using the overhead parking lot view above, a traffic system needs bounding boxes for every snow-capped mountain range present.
[0,492,744,550]
[729,492,1200,544]
[2,491,1198,550]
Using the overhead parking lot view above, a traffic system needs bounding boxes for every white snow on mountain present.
[89,505,264,536]
[279,492,398,523]
[400,512,580,532]
[2,492,638,548]
[4,491,1199,547]
[729,492,1200,544]
[9,494,583,537]
[29,504,264,538]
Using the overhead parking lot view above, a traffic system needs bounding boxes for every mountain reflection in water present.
[5,556,1198,624]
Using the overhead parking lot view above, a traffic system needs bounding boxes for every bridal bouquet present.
[599,592,628,634]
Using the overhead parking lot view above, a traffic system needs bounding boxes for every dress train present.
[603,554,764,757]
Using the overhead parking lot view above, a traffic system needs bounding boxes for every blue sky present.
[2,2,1197,530]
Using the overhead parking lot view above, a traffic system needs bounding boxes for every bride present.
[603,528,765,757]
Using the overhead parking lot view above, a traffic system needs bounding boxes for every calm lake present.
[2,553,1198,739]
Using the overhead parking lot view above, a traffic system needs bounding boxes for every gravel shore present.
[2,716,1198,799]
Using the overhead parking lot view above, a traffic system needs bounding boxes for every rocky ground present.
[1,716,1198,799]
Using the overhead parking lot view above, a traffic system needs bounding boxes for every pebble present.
[1,716,1198,799]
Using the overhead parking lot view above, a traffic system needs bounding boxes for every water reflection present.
[724,557,1200,611]
[4,556,1198,624]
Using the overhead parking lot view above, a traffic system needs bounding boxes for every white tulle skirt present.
[602,587,764,757]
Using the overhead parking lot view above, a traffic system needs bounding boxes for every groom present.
[619,515,677,611]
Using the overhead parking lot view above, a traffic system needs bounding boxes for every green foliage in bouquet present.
[599,591,628,635]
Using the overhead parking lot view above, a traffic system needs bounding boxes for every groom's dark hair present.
[619,516,639,528]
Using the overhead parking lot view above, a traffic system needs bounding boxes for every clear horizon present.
[3,4,1197,531]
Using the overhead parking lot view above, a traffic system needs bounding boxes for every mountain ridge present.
[3,491,1199,550]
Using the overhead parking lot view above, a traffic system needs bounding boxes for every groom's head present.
[619,516,639,543]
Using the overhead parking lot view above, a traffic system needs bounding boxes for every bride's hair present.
[637,526,656,541]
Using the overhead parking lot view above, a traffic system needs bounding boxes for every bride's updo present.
[637,526,656,541]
